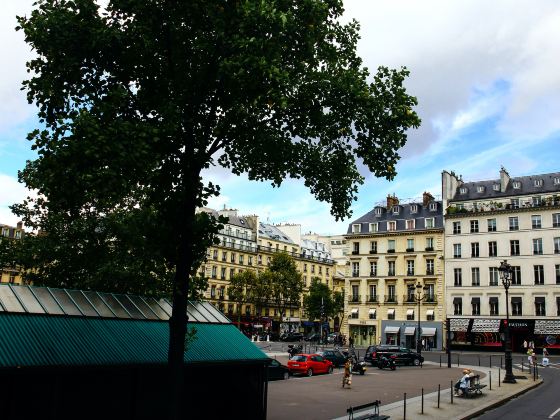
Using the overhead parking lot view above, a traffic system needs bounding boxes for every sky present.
[1,1,560,235]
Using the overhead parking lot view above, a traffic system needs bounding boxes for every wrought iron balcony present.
[349,294,361,303]
[384,296,397,303]
[366,295,378,303]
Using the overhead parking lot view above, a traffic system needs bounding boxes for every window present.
[489,298,499,315]
[353,242,360,254]
[248,255,253,265]
[258,254,262,264]
[534,265,544,285]
[410,204,418,213]
[509,217,519,230]
[533,238,543,255]
[212,249,218,259]
[375,207,383,215]
[532,215,542,229]
[493,184,500,191]
[453,244,462,258]
[512,298,522,316]
[534,179,543,187]
[221,267,226,279]
[230,268,235,279]
[535,298,546,316]
[388,309,396,320]
[477,185,485,193]
[471,267,480,286]
[351,285,360,303]
[407,310,415,321]
[370,261,377,276]
[489,267,499,286]
[407,260,415,276]
[406,219,415,230]
[387,285,396,302]
[211,266,217,279]
[231,252,236,263]
[426,237,434,250]
[470,220,479,233]
[488,241,497,257]
[533,196,542,206]
[554,237,560,254]
[510,240,520,256]
[388,221,397,231]
[326,268,329,276]
[370,223,379,232]
[370,241,378,253]
[471,242,479,257]
[510,198,520,209]
[303,263,307,272]
[392,206,400,215]
[453,221,461,234]
[407,238,414,251]
[311,265,315,274]
[513,181,521,189]
[387,239,395,252]
[554,213,560,228]
[429,202,438,211]
[454,268,462,286]
[388,261,395,276]
[210,286,216,298]
[426,259,434,275]
[557,264,560,284]
[453,298,462,315]
[487,218,496,232]
[511,266,521,285]
[239,254,244,264]
[222,251,227,261]
[425,218,435,228]
[352,224,361,233]
[219,287,225,298]
[460,187,467,194]
[555,177,560,185]
[472,298,480,315]
[425,284,435,302]
[352,262,360,277]
[369,285,377,302]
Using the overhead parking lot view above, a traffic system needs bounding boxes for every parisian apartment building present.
[443,168,560,351]
[0,222,25,285]
[343,192,445,349]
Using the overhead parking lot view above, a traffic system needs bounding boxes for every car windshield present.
[291,356,307,362]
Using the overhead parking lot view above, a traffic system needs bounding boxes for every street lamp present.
[498,260,517,384]
[409,282,429,355]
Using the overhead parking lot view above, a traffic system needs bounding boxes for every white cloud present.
[0,173,32,226]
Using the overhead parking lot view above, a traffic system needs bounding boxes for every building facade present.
[443,168,560,351]
[0,222,25,285]
[343,193,445,349]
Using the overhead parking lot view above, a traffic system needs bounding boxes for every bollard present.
[498,368,500,387]
[451,381,454,404]
[439,354,442,368]
[404,392,407,420]
[490,370,492,390]
[438,384,441,408]
[457,354,460,367]
[490,355,492,368]
[521,358,524,372]
[500,356,503,369]
[478,355,481,366]
[421,388,424,414]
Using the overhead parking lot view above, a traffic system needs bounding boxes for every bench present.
[347,400,390,420]
[462,375,487,398]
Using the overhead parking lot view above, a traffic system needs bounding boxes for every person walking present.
[523,340,528,353]
[349,335,354,348]
[543,347,550,367]
[342,358,353,389]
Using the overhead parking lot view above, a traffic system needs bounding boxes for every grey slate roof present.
[346,201,444,234]
[258,223,295,244]
[451,172,560,202]
[200,208,253,230]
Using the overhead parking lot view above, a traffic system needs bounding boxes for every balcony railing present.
[425,247,434,252]
[352,271,360,277]
[369,250,377,254]
[370,271,377,276]
[387,249,396,254]
[349,295,361,303]
[406,248,414,252]
[425,296,437,304]
[384,296,397,303]
[407,270,415,276]
[388,270,395,276]
[366,295,378,303]
[426,269,434,275]
[352,250,360,255]
[446,197,560,216]
[404,295,415,303]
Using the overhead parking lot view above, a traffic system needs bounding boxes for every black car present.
[280,332,304,342]
[364,345,424,366]
[304,333,322,342]
[267,359,290,380]
[317,349,346,367]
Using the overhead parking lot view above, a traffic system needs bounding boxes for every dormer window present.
[493,184,500,191]
[375,207,383,216]
[477,186,485,193]
[352,224,361,233]
[410,204,418,213]
[460,187,467,194]
[369,223,379,233]
[387,221,397,231]
[392,206,400,215]
[554,177,560,185]
[429,202,437,211]
[513,181,521,189]
[534,179,543,187]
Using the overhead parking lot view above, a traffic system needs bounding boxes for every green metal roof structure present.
[0,284,268,368]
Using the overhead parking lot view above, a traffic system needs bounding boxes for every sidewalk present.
[332,363,542,420]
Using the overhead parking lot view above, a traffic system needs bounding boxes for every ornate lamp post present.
[498,260,517,384]
[410,282,429,354]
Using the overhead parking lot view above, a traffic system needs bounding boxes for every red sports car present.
[287,353,334,377]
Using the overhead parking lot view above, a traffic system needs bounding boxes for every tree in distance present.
[14,0,420,417]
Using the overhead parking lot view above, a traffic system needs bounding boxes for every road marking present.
[549,407,560,418]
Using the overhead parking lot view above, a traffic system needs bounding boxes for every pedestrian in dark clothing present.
[349,336,354,348]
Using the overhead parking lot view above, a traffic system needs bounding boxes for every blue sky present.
[2,1,560,235]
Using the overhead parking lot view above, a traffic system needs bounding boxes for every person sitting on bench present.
[454,369,471,396]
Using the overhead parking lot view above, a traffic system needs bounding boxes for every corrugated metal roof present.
[0,313,268,368]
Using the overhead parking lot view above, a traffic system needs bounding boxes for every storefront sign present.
[282,317,300,322]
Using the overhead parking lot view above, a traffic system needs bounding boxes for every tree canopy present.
[14,1,420,417]
[303,277,340,321]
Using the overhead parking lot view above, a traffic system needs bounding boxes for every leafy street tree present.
[227,270,257,329]
[303,277,336,321]
[249,269,273,318]
[268,253,304,322]
[15,1,420,417]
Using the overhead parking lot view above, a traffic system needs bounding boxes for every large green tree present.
[15,0,420,417]
[227,269,256,327]
[268,252,304,321]
[303,277,336,321]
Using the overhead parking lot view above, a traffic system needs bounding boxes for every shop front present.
[348,319,377,347]
[281,316,301,335]
[381,321,443,350]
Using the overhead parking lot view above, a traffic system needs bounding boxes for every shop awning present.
[368,309,376,315]
[404,326,415,335]
[489,297,498,303]
[471,319,500,332]
[535,296,545,303]
[421,327,437,337]
[351,308,359,314]
[426,310,434,317]
[387,309,395,316]
[385,326,400,334]
[453,297,462,304]
[406,309,414,316]
[535,320,560,335]
[449,318,469,332]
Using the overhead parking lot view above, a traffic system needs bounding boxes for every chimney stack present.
[16,221,23,230]
[422,192,434,206]
[500,166,510,192]
[386,194,399,209]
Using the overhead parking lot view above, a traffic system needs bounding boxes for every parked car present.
[280,332,304,342]
[304,333,321,342]
[317,349,346,367]
[267,359,290,380]
[327,332,343,344]
[364,345,424,366]
[287,353,334,376]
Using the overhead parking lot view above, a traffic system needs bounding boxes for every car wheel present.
[307,368,313,377]
[283,372,289,380]
[328,366,333,374]
[413,358,420,366]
